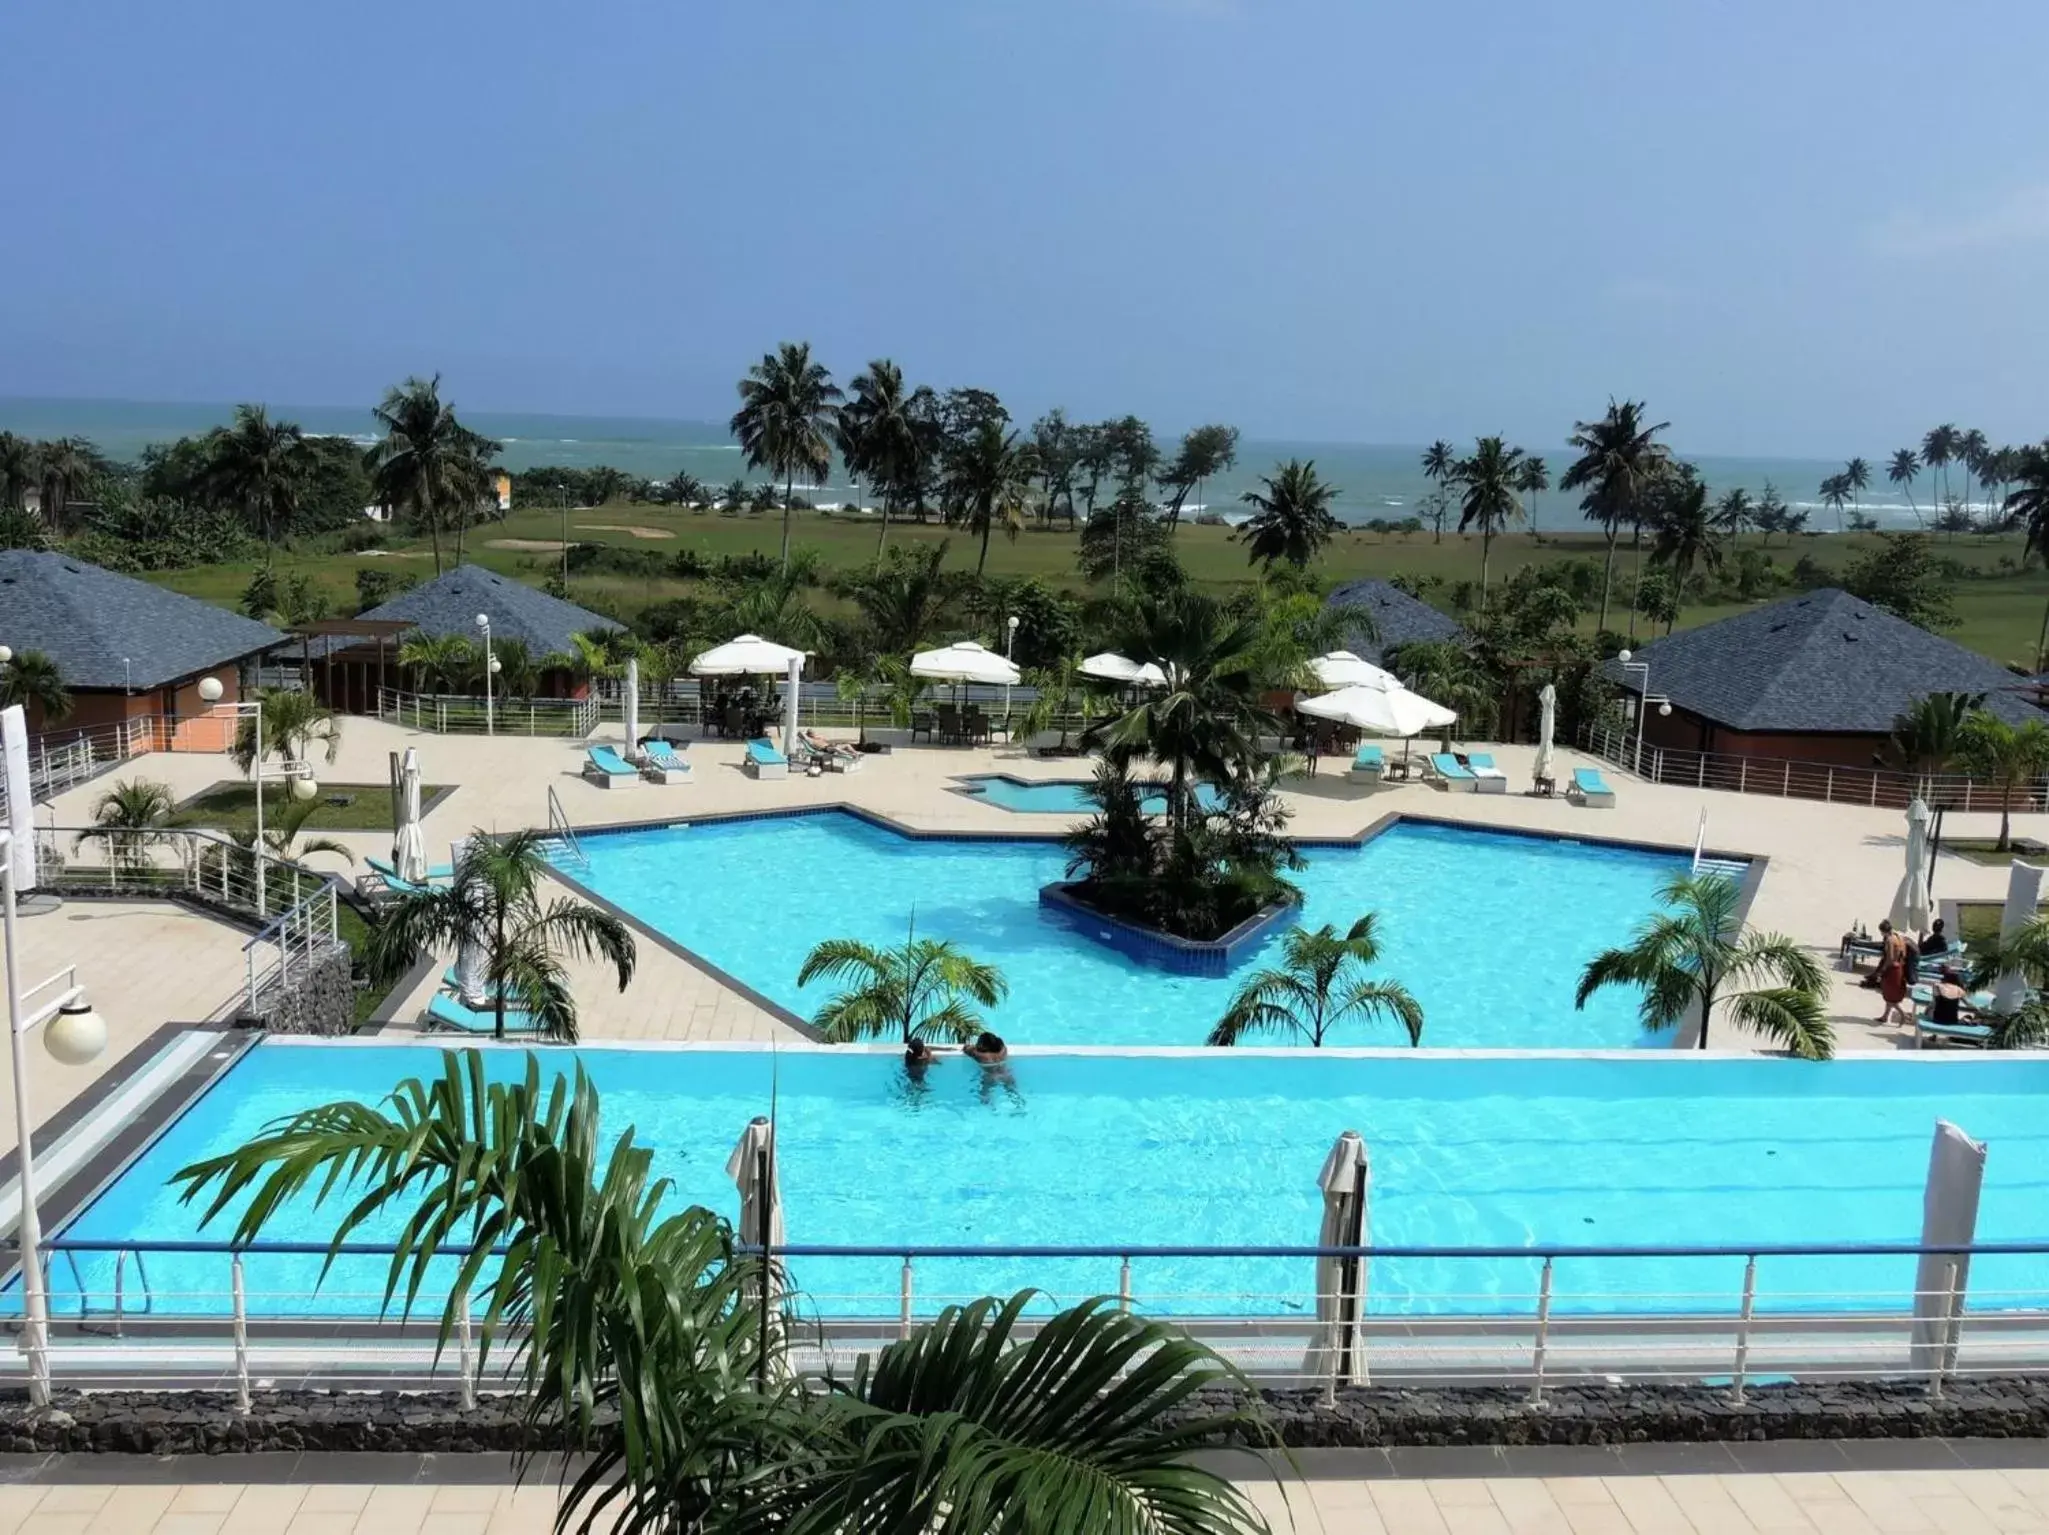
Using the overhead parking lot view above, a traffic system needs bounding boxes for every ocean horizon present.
[0,394,1983,533]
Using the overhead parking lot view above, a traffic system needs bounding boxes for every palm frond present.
[1728,987,1834,1060]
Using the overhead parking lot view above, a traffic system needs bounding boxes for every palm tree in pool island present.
[731,341,843,573]
[799,926,1007,1052]
[1575,873,1830,1058]
[366,829,637,1040]
[1209,915,1423,1048]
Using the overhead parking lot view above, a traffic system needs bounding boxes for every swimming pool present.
[957,775,1226,816]
[55,1043,2049,1320]
[557,811,1707,1048]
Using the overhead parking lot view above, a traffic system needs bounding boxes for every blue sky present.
[4,0,2046,456]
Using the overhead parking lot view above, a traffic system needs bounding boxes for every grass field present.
[166,781,443,835]
[144,503,2049,668]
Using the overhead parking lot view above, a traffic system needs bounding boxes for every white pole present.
[253,700,266,920]
[1,843,50,1406]
[782,657,801,758]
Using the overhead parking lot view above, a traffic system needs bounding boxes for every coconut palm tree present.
[1888,449,1923,526]
[202,405,312,562]
[1560,399,1669,632]
[0,432,38,512]
[1842,457,1871,524]
[171,1052,1275,1533]
[841,360,929,566]
[1711,487,1754,538]
[1518,454,1550,533]
[1452,437,1525,624]
[371,375,476,575]
[1923,424,1960,510]
[1576,873,1830,1057]
[0,649,71,724]
[1208,915,1422,1048]
[35,437,97,533]
[1883,691,1983,793]
[398,633,478,694]
[1238,459,1341,570]
[731,342,842,573]
[1959,428,1990,512]
[1959,711,2049,852]
[1649,470,1722,632]
[1420,439,1456,488]
[944,418,1037,575]
[73,779,177,874]
[849,540,952,655]
[1389,639,1498,741]
[2005,445,2049,669]
[1819,473,1850,532]
[229,687,341,785]
[797,928,1007,1047]
[366,830,636,1040]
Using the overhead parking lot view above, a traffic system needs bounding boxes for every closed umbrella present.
[1532,683,1558,788]
[623,655,641,760]
[1890,798,1933,933]
[1306,1131,1370,1391]
[393,748,428,885]
[1309,651,1400,691]
[1910,1120,1986,1376]
[1992,860,2046,1012]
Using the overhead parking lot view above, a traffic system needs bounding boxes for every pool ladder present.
[58,1247,153,1337]
[546,786,589,870]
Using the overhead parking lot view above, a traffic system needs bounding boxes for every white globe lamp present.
[45,1001,107,1067]
[0,645,12,665]
[291,774,319,802]
[197,676,225,703]
[489,656,502,675]
[1617,649,1632,663]
[475,613,490,631]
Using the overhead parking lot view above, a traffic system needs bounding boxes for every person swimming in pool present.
[963,1031,1008,1065]
[904,1037,936,1077]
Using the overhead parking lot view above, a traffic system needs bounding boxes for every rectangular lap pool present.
[53,1043,2049,1323]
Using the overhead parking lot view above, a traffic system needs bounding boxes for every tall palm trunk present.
[1479,530,1492,632]
[1596,529,1619,631]
[493,903,507,1041]
[1627,524,1645,638]
[2035,588,2049,675]
[873,489,892,569]
[780,473,794,572]
[423,482,443,575]
[976,498,993,575]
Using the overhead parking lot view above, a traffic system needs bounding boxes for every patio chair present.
[1347,744,1385,785]
[640,738,691,784]
[964,705,989,745]
[937,703,964,745]
[721,702,746,738]
[1429,753,1478,792]
[800,730,864,773]
[745,737,789,780]
[1464,751,1510,795]
[911,710,936,743]
[1568,766,1616,807]
[426,992,540,1035]
[584,744,639,788]
[366,854,453,887]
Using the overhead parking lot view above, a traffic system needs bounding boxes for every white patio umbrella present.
[910,641,1021,687]
[1079,652,1145,684]
[1297,684,1455,739]
[689,633,806,676]
[1910,1120,1986,1375]
[1532,682,1558,787]
[1305,1131,1370,1390]
[1309,651,1399,691]
[451,836,489,1007]
[1134,662,1169,688]
[392,747,428,885]
[1890,798,1933,933]
[622,654,641,760]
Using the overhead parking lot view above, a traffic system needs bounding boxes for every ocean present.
[0,395,1968,533]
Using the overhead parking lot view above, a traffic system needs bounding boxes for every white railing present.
[243,882,344,1014]
[545,785,588,869]
[38,824,335,926]
[1580,722,2047,812]
[376,687,600,738]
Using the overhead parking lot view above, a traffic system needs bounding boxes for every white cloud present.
[1870,182,2049,258]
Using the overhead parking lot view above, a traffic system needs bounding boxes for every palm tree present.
[1576,874,1830,1057]
[1888,449,1923,526]
[202,405,311,562]
[73,779,176,873]
[35,437,97,533]
[398,632,478,694]
[1843,457,1871,525]
[1092,591,1281,831]
[1711,487,1753,538]
[841,360,929,567]
[1452,437,1525,624]
[1159,424,1240,526]
[1559,399,1669,632]
[366,830,635,1040]
[1883,691,1982,793]
[1420,438,1456,488]
[1923,424,1960,511]
[849,540,951,655]
[1208,915,1422,1047]
[229,687,341,786]
[944,418,1037,575]
[1389,639,1497,741]
[0,433,38,512]
[2004,445,2049,669]
[1819,473,1850,532]
[1517,454,1550,533]
[797,929,1007,1048]
[1649,472,1722,632]
[0,649,71,724]
[171,1052,1274,1532]
[1238,459,1341,570]
[1959,428,1990,512]
[371,376,475,575]
[731,342,842,573]
[1959,711,2049,852]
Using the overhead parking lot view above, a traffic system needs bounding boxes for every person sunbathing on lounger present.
[801,729,859,762]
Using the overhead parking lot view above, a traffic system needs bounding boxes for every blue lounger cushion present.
[1431,753,1475,781]
[1351,745,1384,769]
[644,739,690,771]
[367,855,453,883]
[427,992,538,1034]
[1573,767,1613,795]
[586,745,637,777]
[746,738,787,766]
[1466,752,1496,770]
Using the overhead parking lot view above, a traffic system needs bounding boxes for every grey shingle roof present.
[0,551,285,690]
[1323,579,1466,662]
[1600,588,2039,732]
[341,564,622,657]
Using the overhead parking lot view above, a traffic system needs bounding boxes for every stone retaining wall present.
[6,1379,2047,1456]
[242,946,355,1035]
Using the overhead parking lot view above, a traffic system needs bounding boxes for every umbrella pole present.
[756,1142,773,1390]
[1338,1181,1365,1388]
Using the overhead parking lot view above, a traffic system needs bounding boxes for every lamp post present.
[198,677,318,918]
[476,614,495,736]
[1614,650,1671,779]
[0,828,108,1405]
[1004,614,1020,738]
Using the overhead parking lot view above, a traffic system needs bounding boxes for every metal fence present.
[1579,722,2049,812]
[375,687,600,738]
[37,824,337,927]
[243,882,344,1015]
[15,1236,2049,1404]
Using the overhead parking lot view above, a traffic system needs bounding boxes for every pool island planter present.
[1037,881,1299,976]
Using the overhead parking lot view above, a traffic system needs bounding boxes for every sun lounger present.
[366,855,452,886]
[745,737,789,781]
[1568,767,1616,807]
[584,745,638,788]
[799,732,863,773]
[1347,745,1385,784]
[426,992,539,1035]
[1429,753,1477,792]
[1464,752,1510,795]
[1915,1016,1995,1049]
[640,738,691,784]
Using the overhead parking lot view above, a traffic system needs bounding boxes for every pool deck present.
[29,717,2028,1060]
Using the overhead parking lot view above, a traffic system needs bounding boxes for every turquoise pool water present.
[960,776,1226,815]
[56,1045,2049,1319]
[558,811,1698,1048]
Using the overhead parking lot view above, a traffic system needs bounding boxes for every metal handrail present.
[545,786,587,868]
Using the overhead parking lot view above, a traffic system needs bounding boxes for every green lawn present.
[166,781,445,835]
[1939,839,2049,868]
[145,506,2049,667]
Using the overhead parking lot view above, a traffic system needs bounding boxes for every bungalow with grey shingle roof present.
[0,550,284,739]
[1600,588,2040,769]
[306,564,623,712]
[1322,579,1466,663]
